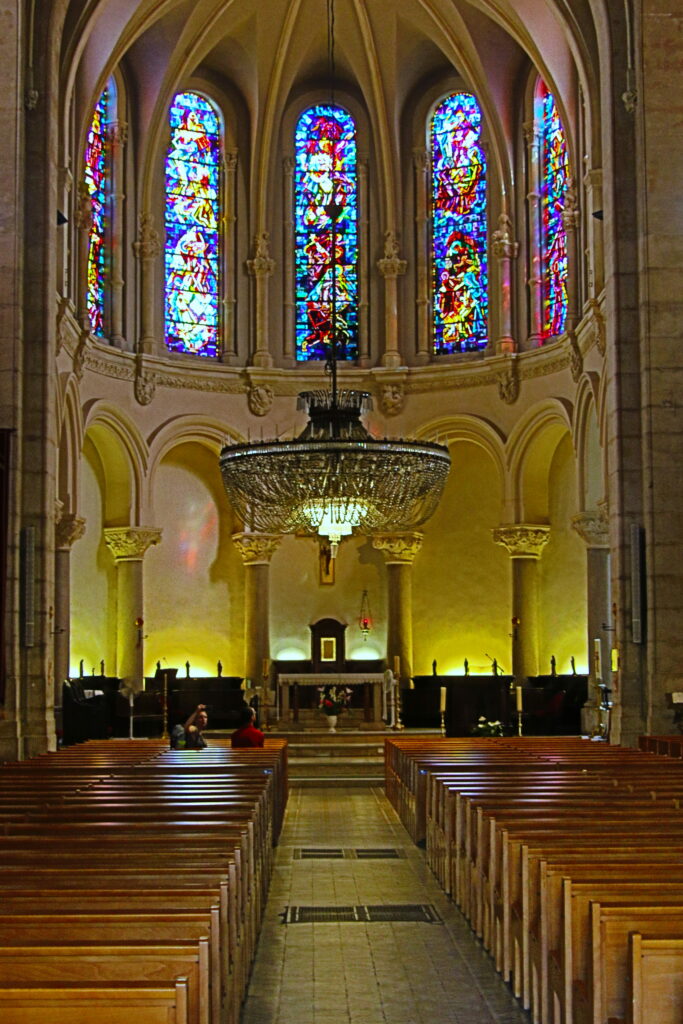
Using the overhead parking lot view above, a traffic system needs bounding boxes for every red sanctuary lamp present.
[359,590,372,642]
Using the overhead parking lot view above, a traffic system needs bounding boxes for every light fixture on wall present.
[219,0,450,555]
[358,590,372,641]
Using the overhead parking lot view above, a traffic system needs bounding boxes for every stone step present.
[287,742,386,757]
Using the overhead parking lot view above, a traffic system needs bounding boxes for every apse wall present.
[413,439,509,676]
[144,443,244,677]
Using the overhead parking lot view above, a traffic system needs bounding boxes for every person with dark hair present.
[231,705,265,748]
[183,704,208,749]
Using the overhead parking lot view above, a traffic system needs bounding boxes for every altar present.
[277,673,386,729]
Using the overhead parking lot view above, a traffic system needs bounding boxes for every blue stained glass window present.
[84,89,108,337]
[294,104,358,361]
[431,93,488,354]
[165,91,221,357]
[537,80,569,339]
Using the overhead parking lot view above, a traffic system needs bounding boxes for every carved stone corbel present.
[497,358,519,405]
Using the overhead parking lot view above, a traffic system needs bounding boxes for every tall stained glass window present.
[165,91,221,358]
[537,80,569,339]
[84,89,108,337]
[431,93,488,354]
[294,104,358,361]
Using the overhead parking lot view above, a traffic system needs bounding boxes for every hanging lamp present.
[219,0,450,555]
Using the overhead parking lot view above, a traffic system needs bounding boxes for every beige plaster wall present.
[539,433,587,672]
[270,534,387,662]
[144,443,244,676]
[71,443,116,674]
[413,441,509,676]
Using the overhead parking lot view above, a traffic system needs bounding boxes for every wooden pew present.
[628,933,683,1024]
[0,978,190,1024]
[0,942,209,1024]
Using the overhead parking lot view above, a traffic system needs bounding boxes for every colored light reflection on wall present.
[177,499,218,573]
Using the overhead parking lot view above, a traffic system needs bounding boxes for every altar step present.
[268,728,440,787]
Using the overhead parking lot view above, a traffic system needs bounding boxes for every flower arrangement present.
[318,685,352,717]
[471,716,505,737]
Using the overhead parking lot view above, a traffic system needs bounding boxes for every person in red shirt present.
[231,705,265,748]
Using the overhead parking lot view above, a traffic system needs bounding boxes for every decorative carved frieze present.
[56,512,86,550]
[378,382,405,417]
[232,532,281,565]
[568,330,584,382]
[377,230,407,278]
[571,508,609,548]
[246,232,275,277]
[134,355,156,406]
[104,527,162,561]
[133,212,161,261]
[492,524,550,559]
[498,358,519,404]
[373,532,423,564]
[247,383,274,417]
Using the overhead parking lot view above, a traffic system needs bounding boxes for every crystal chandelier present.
[219,0,450,555]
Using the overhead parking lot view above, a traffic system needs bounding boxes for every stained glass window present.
[84,89,108,337]
[537,80,569,339]
[431,93,488,354]
[294,104,358,361]
[165,91,221,358]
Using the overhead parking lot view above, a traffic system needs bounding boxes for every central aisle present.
[241,786,529,1024]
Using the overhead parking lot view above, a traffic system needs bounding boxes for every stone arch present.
[82,401,149,525]
[505,398,574,522]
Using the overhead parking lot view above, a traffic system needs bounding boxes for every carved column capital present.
[246,232,275,277]
[107,120,128,146]
[491,213,519,260]
[492,524,550,559]
[412,147,429,172]
[232,532,281,565]
[373,532,423,564]
[225,149,238,172]
[561,177,580,230]
[377,230,407,278]
[104,527,162,561]
[74,181,92,231]
[133,212,162,261]
[571,508,609,549]
[56,512,86,550]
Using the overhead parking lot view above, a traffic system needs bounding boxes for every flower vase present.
[326,715,337,732]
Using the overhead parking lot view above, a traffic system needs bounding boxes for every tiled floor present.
[241,787,530,1024]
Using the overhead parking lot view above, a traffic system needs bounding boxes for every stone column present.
[572,505,611,734]
[493,524,550,679]
[282,157,296,364]
[372,533,423,684]
[104,527,162,686]
[54,510,86,699]
[232,533,281,686]
[562,178,580,331]
[74,181,93,331]
[377,231,407,369]
[223,149,238,362]
[491,213,519,354]
[133,213,162,355]
[523,120,543,346]
[583,167,604,296]
[246,233,275,368]
[107,120,127,347]
[413,148,431,365]
[357,159,371,367]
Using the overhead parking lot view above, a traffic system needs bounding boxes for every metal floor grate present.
[282,904,442,924]
[298,848,344,859]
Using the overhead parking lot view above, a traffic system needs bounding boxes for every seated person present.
[231,705,264,748]
[183,703,208,749]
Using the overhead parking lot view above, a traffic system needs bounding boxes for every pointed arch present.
[84,84,111,337]
[294,104,359,362]
[164,90,222,358]
[430,92,488,354]
[535,78,570,340]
